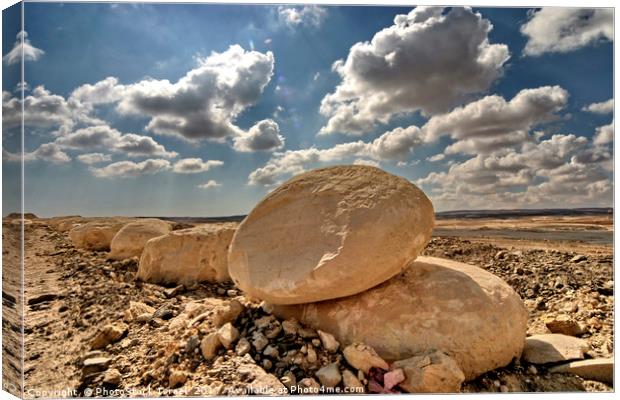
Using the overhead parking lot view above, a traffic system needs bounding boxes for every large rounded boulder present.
[137,224,237,285]
[228,165,434,304]
[268,256,528,380]
[108,219,172,260]
[69,220,128,251]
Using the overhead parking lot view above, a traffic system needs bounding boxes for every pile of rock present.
[228,165,529,393]
[68,217,238,286]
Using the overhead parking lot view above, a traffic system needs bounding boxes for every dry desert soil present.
[2,214,614,397]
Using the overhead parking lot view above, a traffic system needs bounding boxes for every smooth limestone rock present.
[549,358,613,385]
[269,256,528,380]
[108,219,172,260]
[69,220,128,251]
[229,165,435,304]
[137,224,237,285]
[522,334,589,364]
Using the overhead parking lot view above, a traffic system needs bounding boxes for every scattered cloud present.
[90,159,171,178]
[172,158,224,174]
[3,30,45,65]
[277,5,327,28]
[318,6,509,136]
[70,77,126,105]
[2,86,98,132]
[521,8,613,56]
[233,119,285,152]
[24,143,71,163]
[55,125,178,158]
[352,158,380,167]
[422,86,569,155]
[416,133,610,210]
[583,98,614,114]
[77,153,112,164]
[593,120,614,145]
[427,154,445,162]
[197,180,222,189]
[116,45,274,141]
[248,125,424,185]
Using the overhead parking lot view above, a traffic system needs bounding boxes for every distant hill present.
[435,207,612,219]
[142,207,613,224]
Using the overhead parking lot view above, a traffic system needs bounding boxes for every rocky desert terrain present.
[1,165,614,400]
[1,211,612,397]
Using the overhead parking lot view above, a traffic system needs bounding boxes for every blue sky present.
[2,3,614,217]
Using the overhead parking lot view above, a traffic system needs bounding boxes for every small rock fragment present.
[169,369,187,388]
[383,368,405,390]
[342,369,365,393]
[393,350,465,393]
[282,319,300,336]
[343,343,389,374]
[217,322,239,349]
[280,371,297,391]
[103,368,122,386]
[318,330,340,353]
[236,337,251,356]
[252,332,269,352]
[82,357,112,375]
[91,323,128,349]
[201,332,222,361]
[571,255,587,263]
[316,363,342,388]
[298,377,321,392]
[544,314,585,336]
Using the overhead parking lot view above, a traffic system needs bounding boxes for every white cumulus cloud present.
[422,86,569,155]
[117,45,274,141]
[197,180,222,189]
[172,158,224,174]
[583,99,614,114]
[318,6,509,136]
[521,8,613,56]
[77,153,112,165]
[277,5,327,28]
[3,31,44,65]
[90,159,172,178]
[233,119,285,152]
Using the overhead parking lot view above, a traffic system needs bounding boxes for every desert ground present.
[2,212,614,397]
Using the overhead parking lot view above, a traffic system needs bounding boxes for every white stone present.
[138,223,237,285]
[270,256,528,380]
[108,219,172,260]
[228,165,434,304]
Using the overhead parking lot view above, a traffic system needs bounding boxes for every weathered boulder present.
[137,224,237,285]
[549,358,613,385]
[522,334,589,364]
[69,220,127,251]
[229,165,434,304]
[269,256,527,380]
[108,219,172,260]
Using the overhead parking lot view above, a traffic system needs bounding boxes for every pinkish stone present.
[384,368,406,390]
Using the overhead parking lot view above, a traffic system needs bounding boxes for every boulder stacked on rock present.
[108,218,172,260]
[269,256,528,380]
[137,223,237,285]
[227,165,528,392]
[228,165,435,304]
